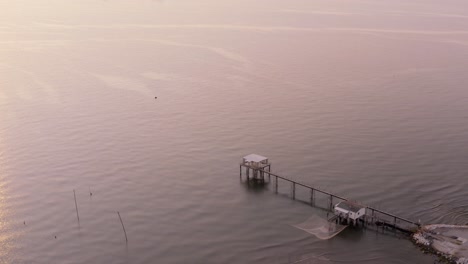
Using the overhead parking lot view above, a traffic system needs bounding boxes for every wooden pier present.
[240,155,421,232]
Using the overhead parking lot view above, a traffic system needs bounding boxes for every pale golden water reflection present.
[1,0,468,263]
[0,136,15,263]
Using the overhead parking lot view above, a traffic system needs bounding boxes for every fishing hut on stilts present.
[240,154,271,182]
[333,201,366,226]
[238,154,421,233]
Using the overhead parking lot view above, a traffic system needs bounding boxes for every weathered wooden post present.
[310,189,314,205]
[275,176,278,193]
[292,182,295,199]
[73,190,80,223]
[117,212,128,243]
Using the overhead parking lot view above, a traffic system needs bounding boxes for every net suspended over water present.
[293,215,348,240]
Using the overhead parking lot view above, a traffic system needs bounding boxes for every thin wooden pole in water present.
[73,189,80,222]
[267,165,271,180]
[117,211,128,243]
[310,189,314,205]
[275,176,278,193]
[292,182,295,200]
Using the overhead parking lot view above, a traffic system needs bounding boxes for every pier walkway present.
[240,159,421,232]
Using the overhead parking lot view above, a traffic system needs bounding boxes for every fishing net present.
[293,215,348,240]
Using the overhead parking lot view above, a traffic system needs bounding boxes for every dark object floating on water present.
[154,96,157,99]
[55,236,57,239]
[24,221,26,225]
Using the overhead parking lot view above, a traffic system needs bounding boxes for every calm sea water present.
[1,0,468,263]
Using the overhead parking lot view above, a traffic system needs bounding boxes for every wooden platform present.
[239,163,420,232]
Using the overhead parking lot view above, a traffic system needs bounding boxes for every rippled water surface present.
[1,0,468,263]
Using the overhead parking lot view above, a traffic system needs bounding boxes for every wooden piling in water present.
[310,189,314,205]
[267,165,271,180]
[73,190,80,223]
[275,176,278,193]
[117,211,128,243]
[292,182,295,199]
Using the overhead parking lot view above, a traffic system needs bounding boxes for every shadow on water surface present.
[240,179,271,194]
[337,225,365,242]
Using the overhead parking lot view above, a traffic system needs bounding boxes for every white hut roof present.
[335,201,364,213]
[243,154,268,162]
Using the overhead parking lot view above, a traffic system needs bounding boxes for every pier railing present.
[240,164,420,230]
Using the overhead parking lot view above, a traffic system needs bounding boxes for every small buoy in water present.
[24,221,26,225]
[155,96,157,99]
[55,236,57,239]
